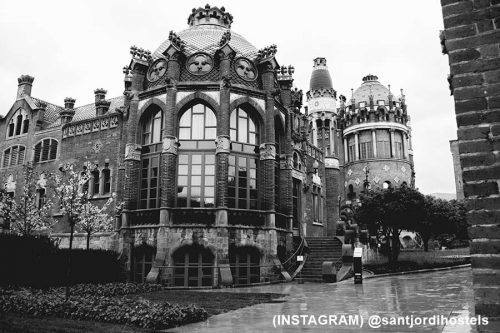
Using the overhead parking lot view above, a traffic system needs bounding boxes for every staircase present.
[300,237,343,282]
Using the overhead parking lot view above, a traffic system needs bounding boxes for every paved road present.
[167,267,477,332]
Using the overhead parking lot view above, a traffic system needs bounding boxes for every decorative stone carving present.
[383,164,390,172]
[279,157,293,170]
[215,136,230,154]
[187,53,213,75]
[93,140,103,153]
[147,58,167,82]
[219,30,231,47]
[324,158,339,169]
[93,119,100,131]
[168,31,186,52]
[220,76,231,89]
[401,166,407,173]
[355,178,361,185]
[373,176,380,184]
[347,169,353,176]
[394,176,400,183]
[259,143,276,160]
[234,57,257,81]
[76,124,83,135]
[292,169,305,181]
[162,136,179,155]
[125,143,141,161]
[256,44,277,60]
[110,115,119,128]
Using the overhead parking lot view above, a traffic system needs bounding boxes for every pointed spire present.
[388,84,393,110]
[400,88,406,104]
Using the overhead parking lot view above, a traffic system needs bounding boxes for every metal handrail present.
[281,235,307,265]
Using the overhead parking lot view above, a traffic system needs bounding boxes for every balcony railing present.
[171,208,215,225]
[130,209,160,226]
[228,209,265,227]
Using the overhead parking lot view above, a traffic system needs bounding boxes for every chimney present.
[60,97,76,124]
[17,75,34,99]
[94,88,111,116]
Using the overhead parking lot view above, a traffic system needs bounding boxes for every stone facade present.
[0,4,415,287]
[440,0,500,331]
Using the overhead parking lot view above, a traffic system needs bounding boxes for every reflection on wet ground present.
[167,267,476,332]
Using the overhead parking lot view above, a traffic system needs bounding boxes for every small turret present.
[60,97,76,124]
[17,75,34,99]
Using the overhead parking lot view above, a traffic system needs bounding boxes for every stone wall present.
[441,1,500,331]
[450,139,465,199]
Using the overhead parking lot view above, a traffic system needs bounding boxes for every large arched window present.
[228,107,259,210]
[177,103,217,208]
[140,106,164,209]
[172,245,214,287]
[7,109,29,138]
[34,139,58,163]
[229,245,260,285]
[3,145,26,168]
[131,244,156,283]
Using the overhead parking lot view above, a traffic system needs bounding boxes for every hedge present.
[0,288,208,330]
[0,234,124,287]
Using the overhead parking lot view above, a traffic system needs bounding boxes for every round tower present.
[339,74,414,203]
[307,57,340,236]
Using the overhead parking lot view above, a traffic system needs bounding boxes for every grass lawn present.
[0,290,286,332]
[364,247,470,275]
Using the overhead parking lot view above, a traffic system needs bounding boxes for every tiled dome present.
[309,57,333,90]
[153,5,257,59]
[353,75,391,104]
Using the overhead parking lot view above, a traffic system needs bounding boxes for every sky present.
[0,0,457,195]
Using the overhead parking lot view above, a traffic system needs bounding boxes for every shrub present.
[0,288,208,330]
[55,282,164,297]
[0,234,125,287]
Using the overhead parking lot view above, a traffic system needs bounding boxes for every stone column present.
[390,129,395,158]
[344,137,348,163]
[325,157,340,236]
[372,130,377,158]
[215,53,233,226]
[312,120,318,147]
[261,64,276,227]
[329,122,335,156]
[354,132,360,160]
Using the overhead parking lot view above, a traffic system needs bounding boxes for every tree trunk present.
[86,232,90,250]
[422,234,430,252]
[65,221,74,300]
[391,230,400,263]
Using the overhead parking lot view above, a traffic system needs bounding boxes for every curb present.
[362,264,471,279]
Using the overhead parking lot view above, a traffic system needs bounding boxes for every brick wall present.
[441,0,500,331]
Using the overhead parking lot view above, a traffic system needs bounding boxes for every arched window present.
[177,103,217,208]
[34,139,58,163]
[131,244,156,283]
[7,109,29,138]
[102,168,111,194]
[142,108,163,145]
[229,245,260,285]
[3,145,25,168]
[140,106,164,209]
[228,107,259,210]
[91,170,100,196]
[347,184,356,200]
[172,245,214,287]
[36,174,47,209]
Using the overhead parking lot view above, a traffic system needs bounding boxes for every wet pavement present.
[167,267,477,332]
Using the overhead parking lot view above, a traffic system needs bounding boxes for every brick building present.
[0,4,414,286]
[440,0,500,331]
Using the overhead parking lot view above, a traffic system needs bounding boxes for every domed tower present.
[306,58,340,236]
[339,74,414,202]
[120,4,297,287]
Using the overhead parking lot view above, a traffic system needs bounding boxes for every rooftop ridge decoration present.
[219,30,231,47]
[130,46,152,63]
[188,4,233,28]
[256,44,277,61]
[313,57,327,68]
[168,31,186,52]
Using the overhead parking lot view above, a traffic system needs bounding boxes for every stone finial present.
[17,74,35,99]
[94,88,107,102]
[219,30,231,47]
[64,97,76,109]
[256,44,277,61]
[130,45,152,62]
[362,74,379,82]
[188,4,233,28]
[313,57,327,68]
[168,31,186,52]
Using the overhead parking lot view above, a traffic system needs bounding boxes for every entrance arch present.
[172,244,214,287]
[229,245,261,285]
